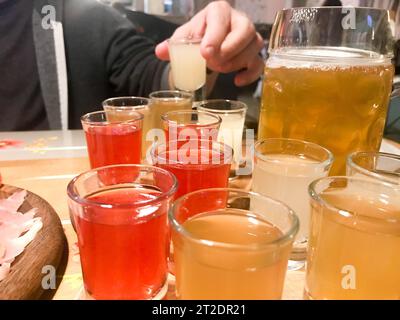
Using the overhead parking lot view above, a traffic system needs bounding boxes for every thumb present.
[155,40,170,61]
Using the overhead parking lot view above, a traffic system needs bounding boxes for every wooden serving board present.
[0,184,66,300]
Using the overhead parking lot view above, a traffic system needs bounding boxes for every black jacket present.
[33,0,168,130]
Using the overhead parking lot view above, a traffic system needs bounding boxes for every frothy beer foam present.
[267,47,391,69]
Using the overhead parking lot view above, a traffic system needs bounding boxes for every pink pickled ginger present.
[0,190,43,281]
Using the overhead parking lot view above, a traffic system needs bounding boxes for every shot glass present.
[152,139,232,275]
[162,110,221,144]
[306,177,400,300]
[81,111,143,168]
[252,139,333,269]
[347,152,400,184]
[169,37,206,100]
[170,188,299,300]
[197,100,248,178]
[102,97,151,161]
[149,91,193,143]
[67,164,177,300]
[151,139,232,199]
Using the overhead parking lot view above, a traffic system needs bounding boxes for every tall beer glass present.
[259,7,395,175]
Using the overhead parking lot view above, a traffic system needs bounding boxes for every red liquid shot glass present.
[151,139,233,199]
[81,111,144,169]
[151,139,233,274]
[67,165,177,300]
[161,110,221,145]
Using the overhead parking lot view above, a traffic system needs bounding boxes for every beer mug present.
[259,7,395,175]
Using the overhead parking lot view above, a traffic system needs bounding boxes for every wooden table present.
[1,132,399,300]
[0,156,305,300]
[1,158,89,300]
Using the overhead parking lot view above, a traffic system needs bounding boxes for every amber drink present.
[259,8,395,175]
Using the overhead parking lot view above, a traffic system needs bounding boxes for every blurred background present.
[100,0,400,141]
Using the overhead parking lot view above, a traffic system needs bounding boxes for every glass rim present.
[347,151,400,184]
[197,99,248,115]
[254,138,334,168]
[271,6,394,59]
[280,6,390,13]
[149,90,194,100]
[151,139,233,166]
[168,37,203,45]
[268,46,393,62]
[161,110,222,128]
[81,110,144,126]
[67,164,178,210]
[102,96,150,108]
[309,176,400,224]
[169,188,300,251]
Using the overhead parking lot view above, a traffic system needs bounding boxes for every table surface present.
[1,131,399,300]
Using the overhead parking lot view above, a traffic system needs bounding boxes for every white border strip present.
[52,21,69,131]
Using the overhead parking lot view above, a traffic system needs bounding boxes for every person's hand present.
[156,1,265,87]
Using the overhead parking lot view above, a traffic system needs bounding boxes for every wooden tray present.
[0,185,66,299]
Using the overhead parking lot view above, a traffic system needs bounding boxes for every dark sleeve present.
[68,1,169,97]
[103,8,169,96]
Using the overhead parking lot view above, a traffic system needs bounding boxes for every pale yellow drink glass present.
[306,177,400,300]
[347,152,400,185]
[170,188,299,300]
[197,100,248,173]
[169,38,206,93]
[149,91,193,144]
[252,139,333,269]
